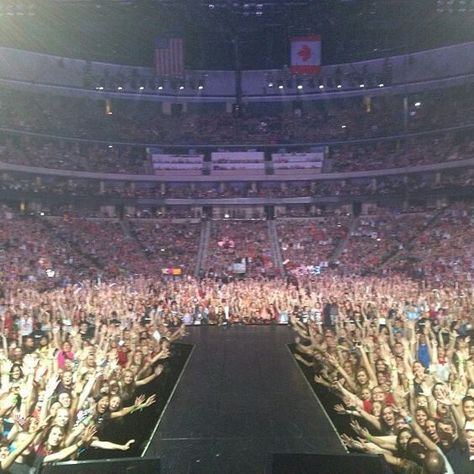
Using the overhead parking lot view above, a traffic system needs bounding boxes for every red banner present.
[290,35,321,75]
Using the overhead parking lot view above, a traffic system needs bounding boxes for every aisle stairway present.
[376,207,447,271]
[330,215,359,263]
[39,217,104,270]
[125,219,154,258]
[195,219,211,277]
[119,219,132,238]
[267,220,285,276]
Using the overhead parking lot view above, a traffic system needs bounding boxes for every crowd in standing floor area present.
[292,277,474,473]
[0,201,473,471]
[1,267,473,472]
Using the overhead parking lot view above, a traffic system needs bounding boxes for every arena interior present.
[0,1,473,473]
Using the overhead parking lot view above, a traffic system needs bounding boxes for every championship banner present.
[155,37,184,76]
[290,35,321,75]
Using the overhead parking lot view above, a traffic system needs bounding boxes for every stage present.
[144,326,345,473]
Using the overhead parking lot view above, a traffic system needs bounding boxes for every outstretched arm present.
[43,425,96,463]
[1,418,50,471]
[110,394,156,419]
[90,438,135,451]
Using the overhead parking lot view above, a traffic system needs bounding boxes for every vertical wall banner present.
[155,37,184,76]
[290,35,321,75]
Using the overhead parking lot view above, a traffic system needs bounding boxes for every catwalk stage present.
[143,326,345,474]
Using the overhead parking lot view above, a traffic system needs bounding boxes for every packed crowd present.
[338,208,437,275]
[387,205,474,285]
[2,201,474,287]
[0,210,99,292]
[0,195,473,471]
[1,168,473,206]
[203,220,275,279]
[1,130,473,178]
[1,85,474,145]
[330,132,474,173]
[129,220,201,275]
[291,273,474,473]
[0,210,202,290]
[2,65,474,473]
[0,274,188,472]
[277,214,351,273]
[0,137,149,174]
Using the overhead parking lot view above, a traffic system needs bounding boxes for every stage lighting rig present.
[436,0,474,13]
[200,1,310,16]
[0,0,36,16]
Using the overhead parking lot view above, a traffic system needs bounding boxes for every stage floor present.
[144,326,345,474]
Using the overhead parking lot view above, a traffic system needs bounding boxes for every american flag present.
[155,37,184,76]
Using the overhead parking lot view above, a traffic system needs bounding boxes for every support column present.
[162,102,172,115]
[403,96,408,132]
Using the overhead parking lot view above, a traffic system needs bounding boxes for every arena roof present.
[0,1,474,68]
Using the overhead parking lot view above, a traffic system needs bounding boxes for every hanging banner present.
[290,35,321,75]
[155,37,184,76]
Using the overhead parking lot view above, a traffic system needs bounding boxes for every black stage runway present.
[144,326,345,474]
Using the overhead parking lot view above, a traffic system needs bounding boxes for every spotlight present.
[414,101,421,108]
[268,81,274,88]
[139,86,145,91]
[179,85,185,90]
[359,83,365,88]
[378,82,384,87]
[117,86,123,91]
[297,84,303,90]
[319,84,324,90]
[337,84,342,89]
[278,81,284,90]
[198,84,204,90]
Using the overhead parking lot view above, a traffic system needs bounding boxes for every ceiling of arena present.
[0,0,473,69]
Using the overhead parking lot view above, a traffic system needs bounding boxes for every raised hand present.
[143,394,157,408]
[81,424,97,445]
[37,414,54,432]
[435,386,453,406]
[334,404,348,415]
[44,375,60,399]
[350,420,369,439]
[313,374,327,385]
[121,439,135,451]
[134,394,145,406]
[325,353,338,367]
[340,433,363,450]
